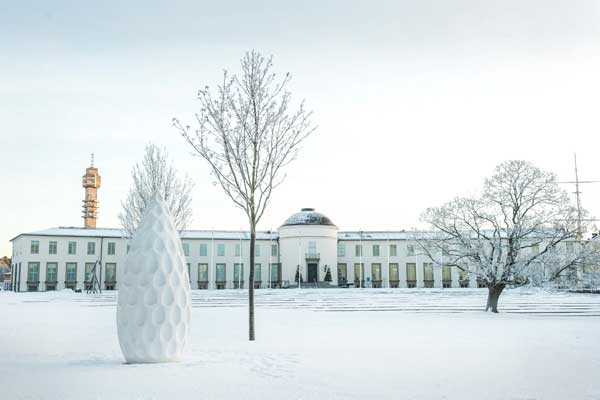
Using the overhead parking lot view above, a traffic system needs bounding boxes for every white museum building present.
[9,207,476,292]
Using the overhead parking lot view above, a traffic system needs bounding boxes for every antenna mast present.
[558,153,600,240]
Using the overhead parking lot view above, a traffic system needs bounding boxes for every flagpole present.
[210,230,214,290]
[238,229,242,289]
[387,232,390,289]
[269,229,272,289]
[298,237,302,289]
[359,230,363,288]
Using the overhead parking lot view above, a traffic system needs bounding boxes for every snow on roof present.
[281,208,336,227]
[10,227,280,241]
[337,231,437,240]
[11,226,433,242]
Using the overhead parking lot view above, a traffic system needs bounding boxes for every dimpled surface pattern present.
[116,195,191,363]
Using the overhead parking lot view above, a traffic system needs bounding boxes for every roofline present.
[9,227,281,242]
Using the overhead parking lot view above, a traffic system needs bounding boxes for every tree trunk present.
[248,225,256,341]
[485,284,505,313]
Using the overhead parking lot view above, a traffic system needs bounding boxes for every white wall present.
[278,225,338,285]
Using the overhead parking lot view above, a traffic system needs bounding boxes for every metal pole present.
[359,230,363,288]
[387,232,390,288]
[440,248,443,289]
[574,153,583,241]
[239,230,242,289]
[269,230,272,289]
[298,237,302,289]
[416,239,419,288]
[210,230,214,290]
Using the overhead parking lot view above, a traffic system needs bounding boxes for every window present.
[354,263,364,287]
[254,263,262,281]
[442,265,452,288]
[49,241,57,255]
[27,262,40,292]
[406,263,417,288]
[270,263,279,282]
[182,243,190,257]
[187,263,191,281]
[255,245,261,257]
[66,263,77,282]
[31,240,39,254]
[355,245,362,257]
[217,244,225,257]
[308,241,317,255]
[105,263,116,290]
[216,263,226,282]
[127,244,130,253]
[372,245,380,257]
[423,262,434,287]
[234,263,244,288]
[271,244,278,257]
[566,242,574,253]
[198,263,209,282]
[235,243,242,257]
[371,263,382,287]
[68,241,77,255]
[107,242,116,255]
[459,269,469,288]
[27,262,40,282]
[87,242,96,255]
[337,242,345,257]
[406,244,415,256]
[337,264,347,285]
[199,243,208,257]
[46,263,57,290]
[84,263,95,290]
[389,263,399,287]
[389,244,397,257]
[46,263,58,282]
[85,263,95,282]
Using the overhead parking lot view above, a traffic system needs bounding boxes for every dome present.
[281,208,336,227]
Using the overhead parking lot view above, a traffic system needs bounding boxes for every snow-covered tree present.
[173,50,315,340]
[419,160,598,312]
[119,143,194,237]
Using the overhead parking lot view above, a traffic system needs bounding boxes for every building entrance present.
[307,263,318,283]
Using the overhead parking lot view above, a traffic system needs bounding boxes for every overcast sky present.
[2,0,600,256]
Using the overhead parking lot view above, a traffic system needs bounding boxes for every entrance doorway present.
[307,263,318,283]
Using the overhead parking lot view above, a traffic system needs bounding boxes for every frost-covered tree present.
[173,50,315,340]
[119,143,194,237]
[419,160,597,313]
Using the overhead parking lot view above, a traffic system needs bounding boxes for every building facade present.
[9,208,481,292]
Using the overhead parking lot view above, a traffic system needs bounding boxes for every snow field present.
[1,289,599,400]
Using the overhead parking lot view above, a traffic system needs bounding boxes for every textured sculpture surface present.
[117,195,191,363]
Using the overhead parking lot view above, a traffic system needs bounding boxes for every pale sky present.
[2,0,600,257]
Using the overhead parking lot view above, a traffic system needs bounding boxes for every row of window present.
[338,243,420,257]
[30,239,578,257]
[30,239,279,258]
[337,263,468,288]
[338,242,577,258]
[25,261,117,291]
[182,243,278,258]
[30,240,116,256]
[186,263,280,283]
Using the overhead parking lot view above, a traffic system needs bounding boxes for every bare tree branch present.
[173,50,316,340]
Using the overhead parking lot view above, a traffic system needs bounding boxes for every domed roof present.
[281,208,336,227]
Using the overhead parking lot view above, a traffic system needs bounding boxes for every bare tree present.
[173,50,315,340]
[119,143,194,237]
[419,160,597,312]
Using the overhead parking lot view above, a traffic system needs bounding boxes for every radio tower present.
[558,153,600,240]
[82,154,101,228]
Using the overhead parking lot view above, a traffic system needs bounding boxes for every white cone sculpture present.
[117,195,191,363]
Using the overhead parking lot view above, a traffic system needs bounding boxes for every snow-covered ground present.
[1,289,599,400]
